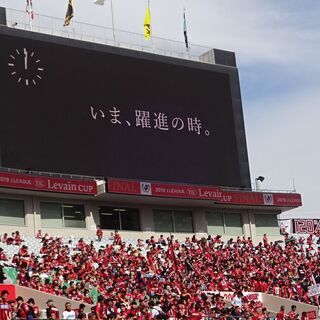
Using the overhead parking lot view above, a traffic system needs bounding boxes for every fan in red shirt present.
[96,226,103,242]
[0,249,7,262]
[0,290,11,320]
[189,302,204,320]
[5,233,14,246]
[17,268,30,287]
[83,290,94,304]
[288,305,299,320]
[263,234,269,247]
[94,296,105,320]
[114,230,122,245]
[14,231,24,246]
[276,305,287,320]
[16,296,29,320]
[301,312,310,320]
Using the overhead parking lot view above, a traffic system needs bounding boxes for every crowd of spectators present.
[1,231,24,246]
[0,289,87,320]
[0,288,305,320]
[0,229,319,319]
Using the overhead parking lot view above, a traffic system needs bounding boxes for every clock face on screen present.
[8,48,44,86]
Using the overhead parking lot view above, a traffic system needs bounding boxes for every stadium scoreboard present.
[0,26,250,188]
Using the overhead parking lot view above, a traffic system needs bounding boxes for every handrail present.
[0,167,298,194]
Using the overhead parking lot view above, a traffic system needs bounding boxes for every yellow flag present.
[144,3,151,39]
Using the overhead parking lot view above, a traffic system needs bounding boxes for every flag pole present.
[148,0,154,51]
[27,0,33,31]
[183,6,190,60]
[71,0,75,34]
[110,0,116,46]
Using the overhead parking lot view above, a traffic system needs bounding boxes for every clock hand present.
[24,48,28,70]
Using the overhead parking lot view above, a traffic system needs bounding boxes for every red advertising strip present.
[152,183,221,199]
[293,219,320,234]
[107,179,141,195]
[0,172,98,195]
[272,193,302,206]
[107,179,302,207]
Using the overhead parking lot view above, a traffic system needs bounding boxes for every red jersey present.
[84,296,94,304]
[0,253,7,261]
[96,229,103,240]
[189,311,203,320]
[0,299,11,320]
[17,303,29,319]
[95,302,104,319]
[276,310,287,320]
[288,311,299,320]
[18,272,29,287]
[114,233,122,245]
[33,306,39,319]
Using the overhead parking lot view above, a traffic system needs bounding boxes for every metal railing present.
[5,8,213,64]
[0,167,297,194]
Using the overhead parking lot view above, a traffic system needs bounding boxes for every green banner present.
[3,267,17,284]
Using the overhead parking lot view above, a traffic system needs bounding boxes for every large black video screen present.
[0,30,242,187]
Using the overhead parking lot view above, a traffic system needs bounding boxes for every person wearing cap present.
[46,300,59,320]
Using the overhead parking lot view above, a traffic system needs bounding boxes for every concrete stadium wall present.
[0,192,283,244]
[219,291,319,318]
[5,285,320,318]
[260,293,319,318]
[15,285,94,314]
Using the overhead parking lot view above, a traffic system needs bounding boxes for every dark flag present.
[183,8,189,49]
[63,0,74,27]
[26,0,34,20]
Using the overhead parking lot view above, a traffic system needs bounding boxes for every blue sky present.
[0,0,319,218]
